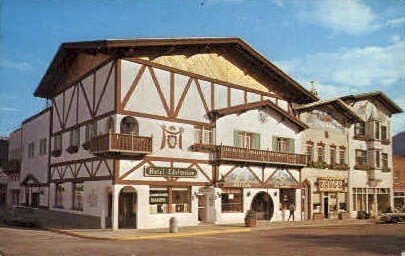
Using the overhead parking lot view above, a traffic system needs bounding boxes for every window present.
[149,186,191,214]
[39,138,47,155]
[375,122,380,140]
[234,131,260,150]
[85,121,98,142]
[330,147,336,165]
[355,150,367,165]
[272,136,294,153]
[172,187,191,213]
[53,134,62,151]
[381,126,388,140]
[194,126,213,144]
[12,190,20,206]
[72,183,83,211]
[382,153,388,168]
[339,148,346,164]
[221,188,243,213]
[69,128,80,147]
[375,151,380,168]
[355,122,365,136]
[55,184,63,207]
[317,145,325,162]
[28,142,35,158]
[306,144,314,163]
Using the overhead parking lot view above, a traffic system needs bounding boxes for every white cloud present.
[271,0,283,8]
[0,107,18,112]
[391,35,401,43]
[277,40,405,88]
[386,17,405,27]
[298,0,379,35]
[0,60,33,71]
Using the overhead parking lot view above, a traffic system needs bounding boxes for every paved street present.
[0,223,404,256]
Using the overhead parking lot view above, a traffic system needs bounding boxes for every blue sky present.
[0,0,404,135]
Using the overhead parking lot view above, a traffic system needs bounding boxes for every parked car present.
[378,212,405,223]
[3,206,38,227]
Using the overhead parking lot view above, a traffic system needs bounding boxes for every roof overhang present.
[295,98,364,125]
[208,100,308,131]
[34,37,318,103]
[340,91,403,116]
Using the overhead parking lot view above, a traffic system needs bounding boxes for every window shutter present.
[272,136,278,151]
[234,130,241,147]
[253,133,261,150]
[289,139,295,153]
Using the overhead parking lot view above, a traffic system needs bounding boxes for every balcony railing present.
[89,133,152,157]
[215,145,306,166]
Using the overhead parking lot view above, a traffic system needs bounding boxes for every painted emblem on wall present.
[160,125,184,149]
[258,110,268,124]
[267,169,298,188]
[87,188,98,207]
[223,167,260,188]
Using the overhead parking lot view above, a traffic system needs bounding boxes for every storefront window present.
[221,188,243,212]
[149,187,191,214]
[280,188,296,210]
[172,187,191,213]
[72,183,84,211]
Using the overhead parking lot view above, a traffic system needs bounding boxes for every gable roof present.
[34,37,318,104]
[208,100,308,131]
[295,98,364,125]
[340,91,402,115]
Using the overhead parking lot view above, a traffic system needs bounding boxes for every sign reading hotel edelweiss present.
[144,166,197,178]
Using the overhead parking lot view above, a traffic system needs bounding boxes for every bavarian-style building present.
[3,38,402,229]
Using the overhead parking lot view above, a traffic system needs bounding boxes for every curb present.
[254,221,376,231]
[46,227,252,241]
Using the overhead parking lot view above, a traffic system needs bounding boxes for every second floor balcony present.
[89,133,152,158]
[192,144,307,167]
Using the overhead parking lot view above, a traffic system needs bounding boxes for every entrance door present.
[324,197,329,219]
[119,189,137,228]
[198,195,207,222]
[251,192,274,220]
[31,193,40,208]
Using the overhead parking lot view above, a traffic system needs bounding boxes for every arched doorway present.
[302,180,311,220]
[251,192,274,220]
[119,186,137,228]
[120,116,139,135]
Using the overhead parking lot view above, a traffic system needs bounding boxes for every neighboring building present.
[393,131,405,156]
[393,155,405,210]
[0,137,9,205]
[296,99,363,220]
[341,92,402,217]
[5,128,22,206]
[4,38,402,229]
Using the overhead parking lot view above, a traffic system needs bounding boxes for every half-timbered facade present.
[7,38,401,229]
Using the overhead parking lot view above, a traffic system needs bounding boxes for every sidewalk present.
[47,219,375,241]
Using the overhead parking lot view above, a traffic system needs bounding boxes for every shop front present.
[310,178,348,220]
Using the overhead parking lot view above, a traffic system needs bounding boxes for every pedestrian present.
[288,203,295,221]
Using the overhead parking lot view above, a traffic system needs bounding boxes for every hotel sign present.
[144,166,197,178]
[318,178,345,192]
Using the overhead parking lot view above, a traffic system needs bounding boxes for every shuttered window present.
[272,136,295,153]
[233,130,260,150]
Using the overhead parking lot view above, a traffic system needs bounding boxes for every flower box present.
[66,145,79,154]
[51,149,62,157]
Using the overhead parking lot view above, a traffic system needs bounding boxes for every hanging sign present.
[144,166,197,178]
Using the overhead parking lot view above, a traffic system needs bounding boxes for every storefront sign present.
[149,191,169,204]
[318,178,345,192]
[144,166,198,178]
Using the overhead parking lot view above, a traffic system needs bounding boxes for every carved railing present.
[89,133,152,155]
[215,145,306,166]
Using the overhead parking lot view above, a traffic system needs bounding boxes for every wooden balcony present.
[215,145,307,167]
[89,133,152,158]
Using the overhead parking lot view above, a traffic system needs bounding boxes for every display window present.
[221,188,243,213]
